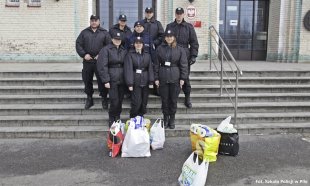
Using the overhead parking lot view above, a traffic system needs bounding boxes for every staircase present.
[0,63,309,138]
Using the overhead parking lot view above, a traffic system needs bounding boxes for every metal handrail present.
[209,25,243,127]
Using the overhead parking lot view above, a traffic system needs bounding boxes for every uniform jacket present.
[109,24,132,47]
[76,27,111,62]
[124,49,154,87]
[97,43,127,85]
[126,31,154,54]
[142,17,164,47]
[154,43,188,84]
[166,19,199,59]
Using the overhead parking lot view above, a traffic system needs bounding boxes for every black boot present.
[164,115,169,129]
[108,116,115,128]
[184,93,192,108]
[169,114,175,129]
[102,97,108,109]
[85,95,94,109]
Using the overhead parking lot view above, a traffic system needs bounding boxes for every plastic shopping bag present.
[150,118,165,150]
[107,120,124,158]
[121,119,151,157]
[190,124,221,162]
[125,117,151,133]
[178,152,209,186]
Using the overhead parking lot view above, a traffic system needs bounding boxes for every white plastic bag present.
[178,152,209,186]
[121,118,151,157]
[217,116,237,134]
[150,118,165,150]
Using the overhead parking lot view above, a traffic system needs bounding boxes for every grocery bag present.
[150,118,165,150]
[121,117,151,157]
[190,124,221,162]
[178,152,209,186]
[107,120,124,158]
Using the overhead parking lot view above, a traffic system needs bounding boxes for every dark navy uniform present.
[124,39,154,118]
[76,16,111,109]
[166,8,199,108]
[154,30,188,129]
[97,33,127,127]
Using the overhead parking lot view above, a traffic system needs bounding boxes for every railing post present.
[234,70,239,127]
[220,42,223,96]
[209,29,212,71]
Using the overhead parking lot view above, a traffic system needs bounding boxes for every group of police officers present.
[76,7,199,129]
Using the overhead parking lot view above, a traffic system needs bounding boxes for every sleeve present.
[124,53,134,87]
[154,48,160,81]
[179,47,189,81]
[153,21,165,47]
[189,24,199,58]
[104,32,112,45]
[148,55,155,85]
[96,47,110,84]
[75,31,87,58]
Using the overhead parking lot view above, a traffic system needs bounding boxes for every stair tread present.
[1,112,310,121]
[1,84,310,89]
[0,92,308,99]
[0,123,309,133]
[1,102,310,110]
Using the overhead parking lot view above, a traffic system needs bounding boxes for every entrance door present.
[219,0,269,60]
[98,0,155,30]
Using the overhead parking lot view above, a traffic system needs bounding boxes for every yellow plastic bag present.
[190,124,221,162]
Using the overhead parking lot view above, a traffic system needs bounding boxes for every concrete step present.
[0,93,308,104]
[0,112,310,127]
[0,85,310,95]
[0,122,309,139]
[1,102,310,116]
[1,70,310,78]
[1,77,310,86]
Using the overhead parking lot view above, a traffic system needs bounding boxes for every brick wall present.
[0,0,88,62]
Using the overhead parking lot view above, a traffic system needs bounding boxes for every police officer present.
[142,7,165,96]
[124,37,154,118]
[126,21,154,55]
[166,7,199,108]
[97,32,127,127]
[76,15,111,110]
[154,30,188,129]
[142,7,164,49]
[109,14,132,48]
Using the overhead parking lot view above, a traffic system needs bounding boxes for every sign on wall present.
[187,5,196,19]
[28,0,41,7]
[5,0,20,7]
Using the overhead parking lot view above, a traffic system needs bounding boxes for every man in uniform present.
[109,14,132,48]
[76,15,111,109]
[166,7,199,108]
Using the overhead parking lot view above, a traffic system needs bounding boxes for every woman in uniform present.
[154,30,188,129]
[97,32,128,127]
[124,37,154,118]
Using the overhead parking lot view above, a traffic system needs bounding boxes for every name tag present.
[136,69,142,74]
[165,61,171,66]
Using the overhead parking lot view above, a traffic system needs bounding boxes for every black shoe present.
[184,94,192,108]
[108,116,115,128]
[85,96,94,109]
[102,97,108,109]
[164,115,169,129]
[169,115,175,129]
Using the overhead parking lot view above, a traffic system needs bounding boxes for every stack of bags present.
[178,116,239,186]
[107,116,166,158]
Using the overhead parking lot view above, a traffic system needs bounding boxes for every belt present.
[108,64,123,68]
[134,68,147,72]
[160,63,178,67]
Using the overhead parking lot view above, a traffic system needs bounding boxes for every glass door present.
[219,0,269,60]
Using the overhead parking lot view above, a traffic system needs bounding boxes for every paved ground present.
[0,134,309,186]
